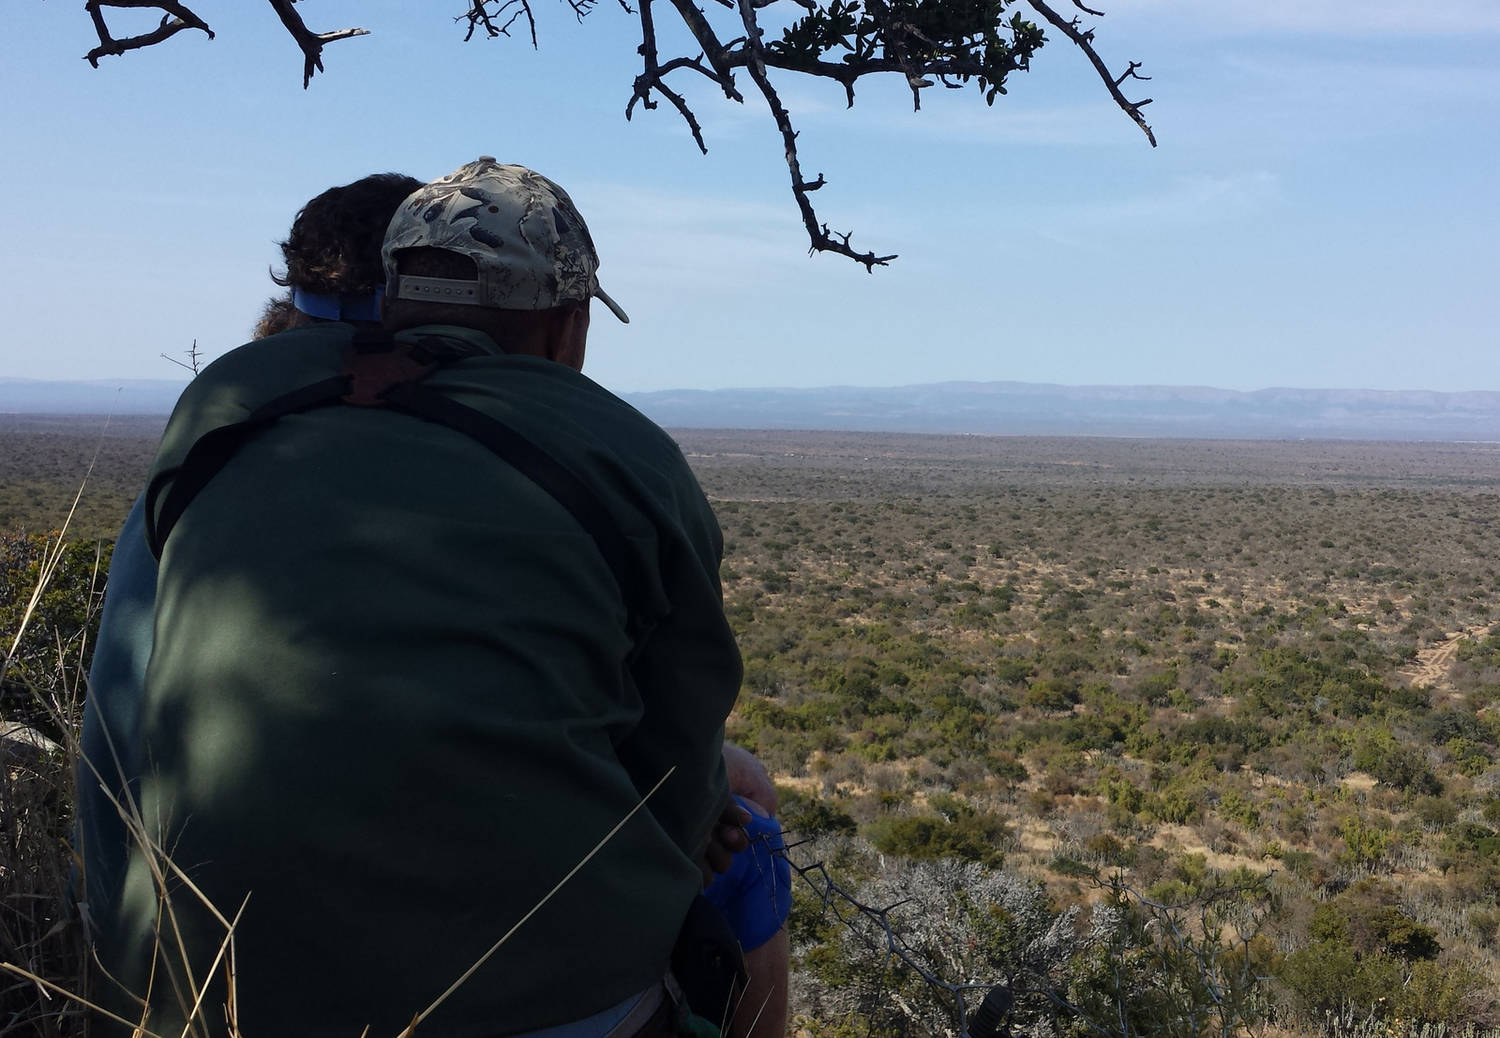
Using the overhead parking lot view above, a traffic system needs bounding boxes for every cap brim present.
[595,287,629,324]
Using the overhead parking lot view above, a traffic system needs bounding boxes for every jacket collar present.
[394,324,505,359]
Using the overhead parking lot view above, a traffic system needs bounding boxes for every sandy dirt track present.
[1401,624,1497,689]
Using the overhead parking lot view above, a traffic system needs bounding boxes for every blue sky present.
[2,0,1496,393]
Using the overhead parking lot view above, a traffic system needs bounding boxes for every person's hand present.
[723,742,778,816]
[701,797,752,885]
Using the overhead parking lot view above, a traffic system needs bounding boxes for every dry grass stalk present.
[6,588,682,1038]
[2,454,105,1038]
[5,447,707,1036]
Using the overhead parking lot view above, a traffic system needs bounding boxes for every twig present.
[266,0,370,88]
[787,844,1271,1037]
[1026,0,1155,146]
[626,0,709,153]
[733,0,894,269]
[75,0,1157,268]
[395,767,677,1037]
[159,339,202,376]
[461,0,538,48]
[664,0,743,101]
[787,851,993,1033]
[84,1,214,67]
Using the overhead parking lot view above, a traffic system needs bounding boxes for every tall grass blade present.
[395,766,676,1038]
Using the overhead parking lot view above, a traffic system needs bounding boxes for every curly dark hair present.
[271,172,421,295]
[252,292,299,339]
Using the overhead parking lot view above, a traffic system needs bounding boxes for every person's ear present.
[546,303,590,371]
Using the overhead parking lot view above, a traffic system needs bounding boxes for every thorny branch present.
[83,1,367,86]
[735,0,895,269]
[78,0,1157,267]
[462,0,622,46]
[621,0,1154,266]
[159,339,204,376]
[625,0,711,154]
[462,0,541,47]
[789,852,1000,1034]
[1026,0,1155,146]
[786,842,1271,1038]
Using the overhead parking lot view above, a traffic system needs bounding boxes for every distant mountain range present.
[629,383,1500,441]
[4,377,1498,441]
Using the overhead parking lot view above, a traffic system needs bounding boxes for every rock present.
[0,719,63,767]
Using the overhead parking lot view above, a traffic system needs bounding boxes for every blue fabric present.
[703,797,792,952]
[77,495,157,929]
[292,286,383,322]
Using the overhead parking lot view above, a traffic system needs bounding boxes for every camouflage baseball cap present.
[382,157,628,323]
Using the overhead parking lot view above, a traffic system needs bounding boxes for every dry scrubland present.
[687,431,1500,1037]
[0,416,165,542]
[5,419,1500,1037]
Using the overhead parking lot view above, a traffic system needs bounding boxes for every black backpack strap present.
[145,373,350,558]
[146,327,439,559]
[145,328,656,633]
[382,379,657,636]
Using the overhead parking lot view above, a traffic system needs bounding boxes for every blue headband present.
[292,286,384,322]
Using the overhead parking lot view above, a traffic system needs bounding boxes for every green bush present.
[1,531,110,737]
[1398,958,1491,1028]
[780,789,857,838]
[866,810,1007,867]
[1277,943,1402,1019]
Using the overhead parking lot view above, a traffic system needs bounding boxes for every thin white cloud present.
[1039,171,1281,237]
[580,182,794,236]
[1107,0,1500,36]
[814,99,1141,147]
[575,182,805,291]
[1223,52,1500,103]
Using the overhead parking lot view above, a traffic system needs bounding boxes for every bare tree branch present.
[625,0,709,153]
[733,0,895,269]
[789,854,993,1034]
[84,1,214,68]
[663,0,743,102]
[464,0,607,41]
[792,847,1271,1038]
[73,2,1159,268]
[1026,0,1155,146]
[159,339,203,376]
[83,1,367,85]
[618,0,1059,264]
[267,0,370,88]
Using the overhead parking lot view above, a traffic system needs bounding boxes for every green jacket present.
[98,324,740,1038]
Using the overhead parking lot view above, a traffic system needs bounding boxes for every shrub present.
[1277,943,1402,1020]
[1,532,95,1037]
[781,788,858,838]
[866,809,1008,867]
[1398,958,1492,1028]
[1,532,110,737]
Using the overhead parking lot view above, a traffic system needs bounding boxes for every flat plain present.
[0,415,164,540]
[684,429,1500,1032]
[6,419,1500,1033]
